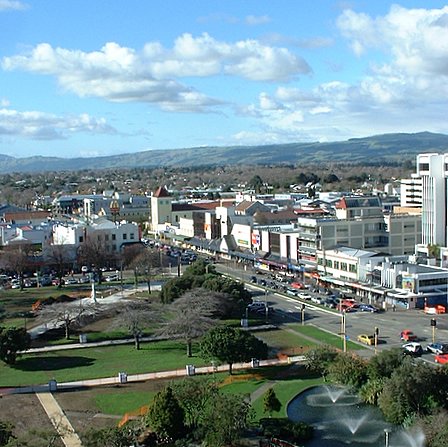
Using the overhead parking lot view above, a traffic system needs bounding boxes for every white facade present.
[416,153,448,247]
[52,218,139,253]
[400,174,422,208]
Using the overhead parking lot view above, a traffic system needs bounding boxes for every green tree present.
[171,378,219,430]
[199,326,268,374]
[146,386,186,441]
[359,378,386,405]
[304,345,339,377]
[0,327,30,365]
[415,410,448,447]
[378,361,440,424]
[367,348,404,380]
[327,353,368,389]
[263,388,282,417]
[201,393,253,447]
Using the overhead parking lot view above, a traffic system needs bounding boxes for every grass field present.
[0,339,206,387]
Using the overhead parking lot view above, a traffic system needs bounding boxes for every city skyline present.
[1,0,448,159]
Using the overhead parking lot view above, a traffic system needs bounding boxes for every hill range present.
[2,131,448,173]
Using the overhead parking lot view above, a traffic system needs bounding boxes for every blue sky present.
[1,0,448,158]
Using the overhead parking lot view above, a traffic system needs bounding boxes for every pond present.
[287,385,425,446]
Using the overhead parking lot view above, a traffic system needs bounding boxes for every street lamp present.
[341,310,347,353]
[384,428,390,447]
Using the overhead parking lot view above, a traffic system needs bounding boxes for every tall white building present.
[416,153,448,249]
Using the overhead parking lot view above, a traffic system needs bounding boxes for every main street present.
[216,260,448,363]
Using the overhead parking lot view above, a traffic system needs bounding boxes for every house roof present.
[153,186,171,198]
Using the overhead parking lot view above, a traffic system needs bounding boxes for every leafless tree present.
[77,236,113,284]
[157,288,225,357]
[44,243,74,288]
[111,300,162,350]
[38,300,100,339]
[0,243,34,290]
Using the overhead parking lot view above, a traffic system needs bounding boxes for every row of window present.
[78,232,135,244]
[318,258,357,273]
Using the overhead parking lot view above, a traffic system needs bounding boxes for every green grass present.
[256,328,316,351]
[287,324,364,351]
[94,390,157,415]
[0,340,207,387]
[252,377,324,421]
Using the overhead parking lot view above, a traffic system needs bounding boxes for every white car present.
[248,300,266,310]
[298,292,312,300]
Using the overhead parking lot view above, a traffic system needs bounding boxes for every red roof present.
[153,186,171,198]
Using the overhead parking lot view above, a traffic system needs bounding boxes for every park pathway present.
[36,392,83,447]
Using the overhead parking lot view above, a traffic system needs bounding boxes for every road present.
[216,261,448,364]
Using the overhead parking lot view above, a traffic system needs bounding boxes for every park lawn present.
[251,376,324,421]
[0,340,207,387]
[94,389,157,415]
[255,328,316,352]
[287,324,363,351]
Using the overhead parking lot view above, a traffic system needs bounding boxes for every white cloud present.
[0,0,27,11]
[245,15,271,26]
[0,98,10,107]
[0,108,117,140]
[2,34,310,112]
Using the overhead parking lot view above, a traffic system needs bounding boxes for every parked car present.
[357,334,376,346]
[359,304,379,313]
[400,329,418,342]
[324,298,337,309]
[298,292,312,300]
[64,278,78,285]
[286,288,298,296]
[402,342,424,357]
[250,276,257,283]
[434,353,448,364]
[78,276,91,284]
[310,296,324,304]
[426,342,448,355]
[105,274,120,282]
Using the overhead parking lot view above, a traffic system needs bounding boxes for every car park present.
[400,329,418,342]
[357,334,375,346]
[426,342,448,355]
[434,354,448,364]
[402,342,423,357]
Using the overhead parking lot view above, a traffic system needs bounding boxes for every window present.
[123,233,127,240]
[341,262,348,271]
[112,234,116,241]
[334,261,340,269]
[105,234,109,241]
[130,233,135,240]
[419,163,429,171]
[79,236,84,243]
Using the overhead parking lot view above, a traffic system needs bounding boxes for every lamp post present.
[341,311,347,353]
[384,428,390,447]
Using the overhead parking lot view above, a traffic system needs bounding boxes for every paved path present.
[36,392,83,447]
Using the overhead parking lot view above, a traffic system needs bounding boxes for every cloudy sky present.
[1,0,448,158]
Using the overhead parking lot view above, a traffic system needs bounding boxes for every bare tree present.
[77,236,113,284]
[44,243,74,289]
[111,300,161,350]
[0,243,34,290]
[122,245,163,294]
[38,300,99,339]
[158,288,224,357]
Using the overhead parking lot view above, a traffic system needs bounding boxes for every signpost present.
[431,318,437,343]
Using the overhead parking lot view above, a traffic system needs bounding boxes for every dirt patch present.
[0,393,63,446]
[54,378,174,438]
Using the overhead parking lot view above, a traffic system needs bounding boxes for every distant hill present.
[2,131,448,173]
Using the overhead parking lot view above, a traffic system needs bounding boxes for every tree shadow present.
[13,355,95,371]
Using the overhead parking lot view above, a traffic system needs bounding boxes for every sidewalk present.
[4,356,304,396]
[36,392,83,447]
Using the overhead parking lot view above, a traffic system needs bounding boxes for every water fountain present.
[287,385,425,447]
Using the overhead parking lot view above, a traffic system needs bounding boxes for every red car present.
[400,329,418,342]
[434,354,448,364]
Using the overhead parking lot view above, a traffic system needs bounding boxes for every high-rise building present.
[416,153,448,249]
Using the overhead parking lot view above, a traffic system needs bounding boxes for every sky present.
[1,0,448,159]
